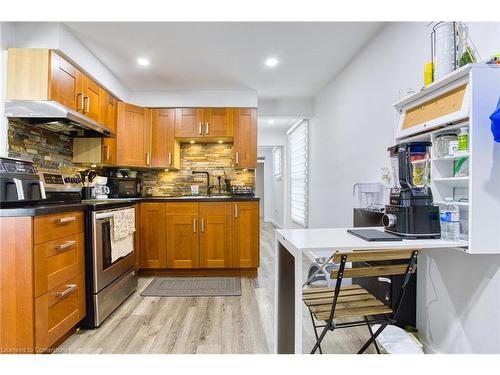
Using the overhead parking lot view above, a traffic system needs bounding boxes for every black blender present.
[383,142,441,239]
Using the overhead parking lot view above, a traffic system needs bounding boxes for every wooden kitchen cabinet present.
[199,202,232,268]
[233,108,257,168]
[81,76,102,122]
[0,212,86,354]
[116,102,152,168]
[140,203,166,269]
[49,51,83,111]
[203,108,233,138]
[166,203,200,269]
[100,91,118,164]
[232,201,260,268]
[151,108,180,169]
[175,108,205,138]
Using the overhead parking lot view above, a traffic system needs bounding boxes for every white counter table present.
[274,227,468,354]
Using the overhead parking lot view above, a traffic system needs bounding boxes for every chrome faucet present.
[192,171,211,196]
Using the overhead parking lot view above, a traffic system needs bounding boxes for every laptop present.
[347,229,403,242]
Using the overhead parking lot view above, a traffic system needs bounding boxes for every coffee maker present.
[382,142,441,239]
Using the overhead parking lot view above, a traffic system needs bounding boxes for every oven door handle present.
[95,207,135,220]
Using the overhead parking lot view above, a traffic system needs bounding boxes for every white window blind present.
[288,121,308,227]
[272,147,282,181]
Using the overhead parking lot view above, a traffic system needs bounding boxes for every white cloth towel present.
[110,232,134,263]
[111,208,136,263]
[112,208,135,240]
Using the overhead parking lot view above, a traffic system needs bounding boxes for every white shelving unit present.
[393,64,500,254]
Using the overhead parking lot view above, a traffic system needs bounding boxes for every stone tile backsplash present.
[8,120,255,196]
[7,119,80,173]
[140,143,255,196]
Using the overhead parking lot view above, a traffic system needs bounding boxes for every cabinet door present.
[82,76,101,122]
[151,108,177,168]
[175,108,204,138]
[233,108,257,168]
[166,203,199,268]
[140,203,166,268]
[204,108,233,138]
[232,201,260,268]
[49,52,83,111]
[199,202,232,268]
[116,102,152,167]
[100,92,117,164]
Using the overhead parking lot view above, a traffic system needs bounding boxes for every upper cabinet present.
[175,108,205,138]
[7,48,110,130]
[233,108,257,169]
[116,102,152,168]
[175,108,233,140]
[151,109,180,169]
[49,52,83,111]
[100,91,118,164]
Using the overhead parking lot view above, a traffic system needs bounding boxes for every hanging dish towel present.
[112,208,135,240]
[111,208,136,263]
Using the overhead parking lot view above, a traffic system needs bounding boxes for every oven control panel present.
[41,172,82,192]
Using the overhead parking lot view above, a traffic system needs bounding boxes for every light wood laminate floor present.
[59,222,376,354]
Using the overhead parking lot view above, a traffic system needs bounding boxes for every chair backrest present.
[330,249,418,279]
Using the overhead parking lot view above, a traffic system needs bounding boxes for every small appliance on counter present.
[352,181,385,227]
[229,185,255,196]
[106,176,141,198]
[383,142,441,238]
[0,157,46,204]
[92,176,110,199]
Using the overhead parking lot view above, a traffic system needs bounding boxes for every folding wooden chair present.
[302,249,419,354]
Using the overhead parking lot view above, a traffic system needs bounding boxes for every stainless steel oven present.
[85,204,138,328]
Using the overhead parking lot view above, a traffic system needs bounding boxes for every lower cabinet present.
[232,201,260,268]
[199,202,233,268]
[166,203,200,268]
[140,203,166,268]
[138,201,259,271]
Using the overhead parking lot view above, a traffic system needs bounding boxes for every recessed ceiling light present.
[137,57,150,66]
[268,119,275,124]
[264,57,279,67]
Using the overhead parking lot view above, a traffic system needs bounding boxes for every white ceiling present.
[64,22,383,98]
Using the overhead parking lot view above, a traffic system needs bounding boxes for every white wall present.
[258,146,285,228]
[258,98,314,118]
[308,22,500,353]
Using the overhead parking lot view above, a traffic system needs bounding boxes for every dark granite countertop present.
[0,195,260,217]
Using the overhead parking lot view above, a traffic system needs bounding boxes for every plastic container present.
[458,127,469,152]
[448,140,459,156]
[435,133,457,158]
[441,197,460,241]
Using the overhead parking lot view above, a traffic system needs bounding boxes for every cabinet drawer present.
[34,211,84,244]
[34,233,85,298]
[35,274,85,350]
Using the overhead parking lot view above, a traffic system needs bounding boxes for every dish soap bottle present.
[458,127,469,153]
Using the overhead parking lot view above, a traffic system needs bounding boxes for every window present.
[272,146,282,181]
[288,120,308,227]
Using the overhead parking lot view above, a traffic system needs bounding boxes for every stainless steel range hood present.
[4,100,115,138]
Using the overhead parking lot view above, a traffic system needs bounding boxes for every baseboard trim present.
[264,217,283,228]
[138,268,258,278]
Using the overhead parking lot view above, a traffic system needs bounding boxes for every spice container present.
[458,127,469,152]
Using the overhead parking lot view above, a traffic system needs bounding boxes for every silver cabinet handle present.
[56,216,76,224]
[55,240,76,251]
[53,284,77,299]
[146,153,151,166]
[199,122,203,135]
[168,153,172,166]
[76,93,84,111]
[234,204,238,218]
[83,96,90,114]
[235,152,239,165]
[205,122,209,135]
[201,218,205,233]
[193,218,197,233]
